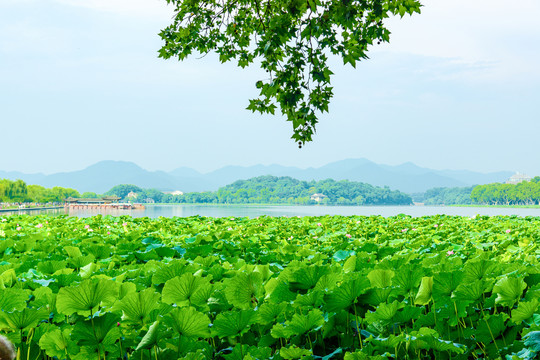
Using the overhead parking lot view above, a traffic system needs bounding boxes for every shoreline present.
[0,206,64,213]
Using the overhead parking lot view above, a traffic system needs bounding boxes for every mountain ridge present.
[0,159,514,194]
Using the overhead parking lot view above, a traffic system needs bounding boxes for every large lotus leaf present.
[523,331,540,352]
[68,255,95,269]
[475,313,508,343]
[118,282,137,300]
[32,286,56,312]
[37,260,67,275]
[344,351,372,360]
[135,320,163,350]
[393,265,423,296]
[286,309,324,337]
[0,306,48,331]
[512,299,539,324]
[314,272,342,293]
[451,280,485,303]
[164,306,210,338]
[114,288,161,326]
[257,302,288,325]
[393,306,423,325]
[152,260,191,285]
[162,274,210,307]
[266,280,297,303]
[325,277,371,312]
[361,287,394,307]
[280,346,312,359]
[39,327,79,359]
[432,271,463,301]
[365,301,404,325]
[0,269,17,287]
[225,272,263,310]
[463,258,498,283]
[64,246,82,258]
[71,312,121,349]
[290,265,330,291]
[414,277,433,306]
[0,288,29,312]
[493,276,527,307]
[79,262,100,278]
[367,269,394,288]
[56,278,119,316]
[213,310,255,338]
[410,327,465,354]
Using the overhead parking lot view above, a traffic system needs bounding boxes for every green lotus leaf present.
[475,313,508,343]
[393,265,423,296]
[0,306,48,331]
[512,298,539,324]
[452,280,485,302]
[393,306,423,324]
[256,302,287,325]
[365,301,404,325]
[225,272,263,310]
[410,327,465,354]
[367,269,394,288]
[68,255,95,269]
[164,306,210,338]
[37,260,67,275]
[433,271,463,301]
[463,258,498,283]
[414,277,433,306]
[266,279,297,303]
[118,282,136,300]
[39,328,78,359]
[162,273,210,307]
[56,278,119,316]
[152,260,191,285]
[314,272,342,293]
[71,312,121,349]
[287,309,324,337]
[0,269,17,287]
[0,288,29,312]
[290,265,330,291]
[213,310,255,338]
[114,288,161,326]
[280,345,312,359]
[493,276,527,307]
[523,331,540,352]
[64,246,82,258]
[361,287,395,307]
[325,277,371,312]
[135,320,163,350]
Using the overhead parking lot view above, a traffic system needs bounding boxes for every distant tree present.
[105,184,143,199]
[160,0,422,146]
[81,192,100,199]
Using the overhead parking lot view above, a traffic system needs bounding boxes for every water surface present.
[4,204,539,218]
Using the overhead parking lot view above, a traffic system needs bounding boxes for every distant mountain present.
[0,159,514,194]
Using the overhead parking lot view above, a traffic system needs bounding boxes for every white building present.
[163,190,184,196]
[506,173,532,185]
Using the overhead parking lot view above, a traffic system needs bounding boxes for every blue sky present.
[0,0,539,175]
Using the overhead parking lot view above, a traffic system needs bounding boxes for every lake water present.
[4,204,540,218]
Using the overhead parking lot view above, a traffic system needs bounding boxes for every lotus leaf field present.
[1,214,540,360]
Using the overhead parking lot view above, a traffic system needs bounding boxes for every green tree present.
[105,184,143,199]
[159,0,422,146]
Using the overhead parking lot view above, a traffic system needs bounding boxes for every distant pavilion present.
[64,196,121,205]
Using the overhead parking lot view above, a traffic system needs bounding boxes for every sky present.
[0,0,539,175]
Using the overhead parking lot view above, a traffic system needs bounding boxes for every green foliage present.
[2,213,540,359]
[423,186,475,205]
[0,179,80,203]
[472,180,540,205]
[159,0,422,145]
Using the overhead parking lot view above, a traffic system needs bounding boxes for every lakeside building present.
[506,173,532,185]
[64,196,121,205]
[127,191,138,199]
[311,193,328,202]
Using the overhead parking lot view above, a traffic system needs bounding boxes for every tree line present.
[470,177,540,205]
[0,179,80,203]
[106,176,413,205]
